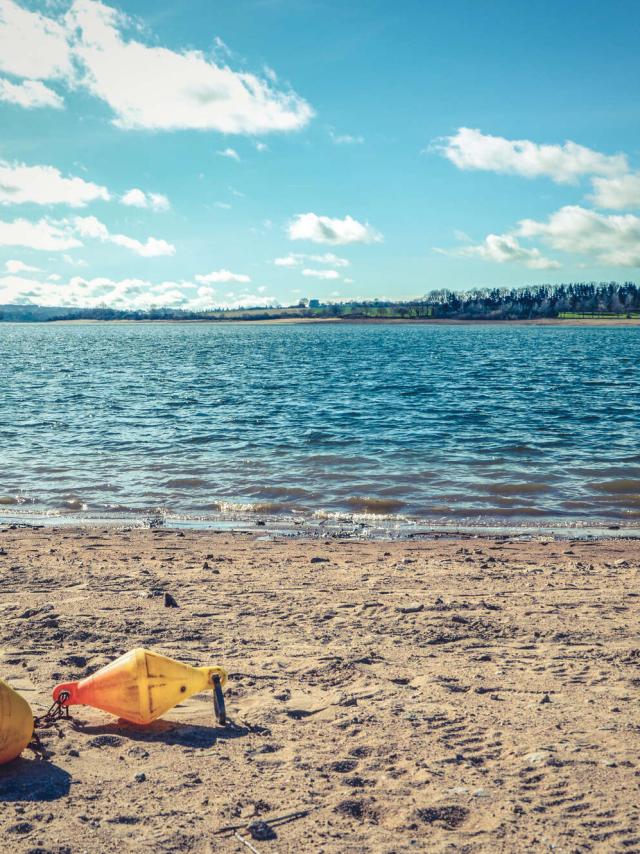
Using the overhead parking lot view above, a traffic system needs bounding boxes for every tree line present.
[0,281,638,322]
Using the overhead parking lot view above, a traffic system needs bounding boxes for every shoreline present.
[1,526,638,852]
[24,316,640,326]
[1,508,638,541]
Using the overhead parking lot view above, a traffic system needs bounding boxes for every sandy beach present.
[1,525,639,852]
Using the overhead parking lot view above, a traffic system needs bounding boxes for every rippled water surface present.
[1,322,639,525]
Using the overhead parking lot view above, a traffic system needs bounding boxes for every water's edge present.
[1,508,638,541]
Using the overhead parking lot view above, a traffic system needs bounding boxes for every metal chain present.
[27,691,72,759]
[33,691,71,729]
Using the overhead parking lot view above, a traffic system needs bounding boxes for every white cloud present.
[274,252,350,268]
[329,129,364,145]
[311,252,350,267]
[0,78,63,108]
[288,213,382,245]
[0,272,276,311]
[0,0,73,81]
[274,254,298,267]
[194,269,250,284]
[302,268,340,279]
[456,233,560,270]
[255,141,268,152]
[0,217,81,251]
[0,0,313,129]
[0,160,110,207]
[217,147,240,161]
[517,204,640,267]
[0,274,173,308]
[5,258,41,273]
[437,127,628,184]
[212,36,232,58]
[121,188,170,211]
[0,213,173,258]
[62,253,88,267]
[589,173,640,210]
[445,204,640,270]
[73,215,175,257]
[65,0,313,133]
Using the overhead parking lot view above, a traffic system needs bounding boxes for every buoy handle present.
[52,682,78,706]
[205,666,228,687]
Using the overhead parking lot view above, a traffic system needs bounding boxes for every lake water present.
[1,322,639,528]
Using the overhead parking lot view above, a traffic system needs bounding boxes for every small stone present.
[248,820,277,841]
[540,693,552,704]
[329,759,358,773]
[396,603,424,614]
[524,752,548,764]
[7,822,33,834]
[310,556,329,564]
[88,735,125,748]
[134,772,146,783]
[164,592,179,608]
[127,746,149,759]
[59,655,87,668]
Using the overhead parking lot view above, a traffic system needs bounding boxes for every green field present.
[557,311,640,319]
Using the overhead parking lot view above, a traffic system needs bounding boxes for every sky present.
[0,0,639,311]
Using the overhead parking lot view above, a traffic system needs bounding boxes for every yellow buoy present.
[52,648,228,725]
[0,678,34,765]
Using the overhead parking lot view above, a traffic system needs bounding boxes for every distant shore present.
[39,315,640,326]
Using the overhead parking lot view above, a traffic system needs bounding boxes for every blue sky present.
[0,0,639,310]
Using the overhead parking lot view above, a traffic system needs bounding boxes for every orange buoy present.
[52,648,227,725]
[0,678,34,765]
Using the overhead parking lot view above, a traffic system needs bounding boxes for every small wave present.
[597,495,640,509]
[165,477,210,489]
[0,495,26,506]
[561,500,598,510]
[500,443,538,454]
[590,479,640,495]
[255,486,312,499]
[101,504,155,515]
[61,497,88,511]
[312,508,409,524]
[483,482,552,496]
[206,500,291,515]
[439,505,553,518]
[344,496,407,514]
[307,454,371,466]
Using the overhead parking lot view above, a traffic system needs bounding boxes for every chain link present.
[33,691,71,729]
[27,691,72,760]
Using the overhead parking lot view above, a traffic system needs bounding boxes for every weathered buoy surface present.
[53,648,227,725]
[0,678,34,765]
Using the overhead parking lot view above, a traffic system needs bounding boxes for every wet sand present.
[1,526,639,852]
